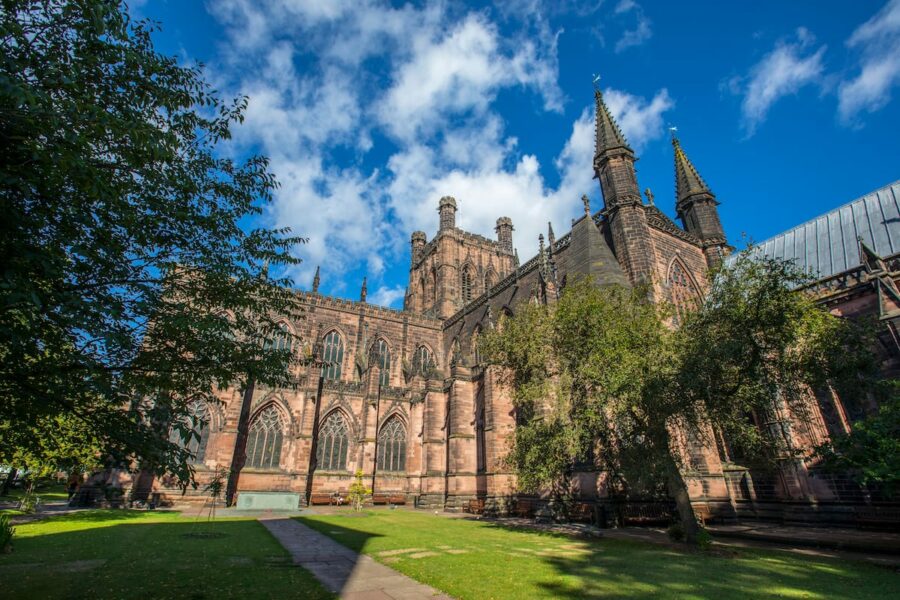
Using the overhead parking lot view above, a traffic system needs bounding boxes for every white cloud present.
[603,88,675,151]
[838,0,900,123]
[613,1,652,53]
[369,285,407,307]
[734,27,826,135]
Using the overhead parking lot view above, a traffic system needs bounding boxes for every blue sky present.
[138,0,900,307]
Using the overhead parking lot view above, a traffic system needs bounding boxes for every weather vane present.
[668,125,679,138]
[592,73,601,90]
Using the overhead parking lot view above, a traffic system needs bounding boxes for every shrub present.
[19,490,38,514]
[666,522,685,542]
[696,528,713,550]
[347,470,371,512]
[0,513,14,553]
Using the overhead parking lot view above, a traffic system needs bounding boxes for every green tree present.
[0,0,304,487]
[815,383,900,497]
[347,469,371,512]
[482,252,878,543]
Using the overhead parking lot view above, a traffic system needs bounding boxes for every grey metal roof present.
[734,180,900,280]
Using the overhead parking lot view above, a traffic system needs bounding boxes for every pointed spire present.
[644,188,655,206]
[547,221,556,248]
[360,276,367,302]
[594,89,631,157]
[673,135,713,204]
[312,265,320,293]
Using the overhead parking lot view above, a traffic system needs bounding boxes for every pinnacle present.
[594,89,632,157]
[672,135,713,204]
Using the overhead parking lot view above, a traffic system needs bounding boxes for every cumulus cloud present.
[732,27,826,135]
[603,88,674,151]
[204,1,669,307]
[838,0,900,124]
[613,0,653,53]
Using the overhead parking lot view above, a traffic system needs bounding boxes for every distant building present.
[130,89,897,525]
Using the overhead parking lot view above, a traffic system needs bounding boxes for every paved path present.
[260,517,453,600]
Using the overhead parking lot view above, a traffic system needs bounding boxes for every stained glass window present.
[317,412,349,471]
[322,331,343,381]
[246,406,284,469]
[668,260,700,325]
[412,345,434,375]
[371,339,391,387]
[377,417,406,472]
[170,400,211,463]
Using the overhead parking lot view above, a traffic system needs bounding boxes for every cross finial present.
[668,125,679,142]
[644,188,655,205]
[592,73,601,90]
[582,194,591,217]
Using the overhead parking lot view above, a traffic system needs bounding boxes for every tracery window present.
[267,322,292,352]
[461,266,473,302]
[668,260,700,325]
[246,406,284,469]
[317,412,349,471]
[376,416,407,472]
[412,344,434,376]
[371,338,391,387]
[322,330,344,381]
[170,400,211,463]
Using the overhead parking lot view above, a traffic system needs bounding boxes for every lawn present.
[1,510,333,599]
[0,480,68,503]
[299,510,900,600]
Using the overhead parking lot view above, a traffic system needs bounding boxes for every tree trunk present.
[663,452,701,544]
[1,468,17,497]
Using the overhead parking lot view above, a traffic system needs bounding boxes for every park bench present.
[310,492,346,506]
[856,505,900,530]
[372,494,406,505]
[464,498,485,515]
[513,497,540,519]
[569,502,596,524]
[620,501,674,525]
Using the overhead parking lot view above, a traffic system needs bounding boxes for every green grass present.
[1,510,333,599]
[0,481,68,502]
[299,510,900,600]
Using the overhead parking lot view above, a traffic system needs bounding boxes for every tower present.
[439,196,457,231]
[672,136,729,268]
[593,88,656,284]
[495,217,514,253]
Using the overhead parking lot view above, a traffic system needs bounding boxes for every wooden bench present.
[856,505,900,530]
[620,501,675,526]
[310,493,346,506]
[464,498,485,515]
[513,497,540,519]
[372,494,406,505]
[569,502,596,524]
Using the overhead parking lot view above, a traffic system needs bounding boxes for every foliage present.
[18,489,38,513]
[347,469,371,512]
[815,383,900,497]
[301,510,899,600]
[0,1,305,487]
[0,512,14,553]
[202,465,228,520]
[481,251,879,543]
[666,522,684,542]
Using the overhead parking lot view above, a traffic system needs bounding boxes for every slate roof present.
[738,181,900,280]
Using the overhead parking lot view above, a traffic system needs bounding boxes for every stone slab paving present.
[260,517,453,600]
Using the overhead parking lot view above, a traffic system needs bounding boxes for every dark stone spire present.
[594,89,632,161]
[312,265,320,293]
[547,221,556,247]
[360,276,367,302]
[673,135,713,204]
[582,194,591,217]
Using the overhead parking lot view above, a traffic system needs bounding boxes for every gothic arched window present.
[461,266,473,302]
[170,400,211,463]
[371,338,391,387]
[267,322,292,352]
[322,331,344,381]
[317,412,349,471]
[377,417,407,472]
[412,344,434,376]
[668,260,700,325]
[246,406,284,469]
[450,338,461,366]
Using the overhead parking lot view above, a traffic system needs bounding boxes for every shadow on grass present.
[1,512,334,599]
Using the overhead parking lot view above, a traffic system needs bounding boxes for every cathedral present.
[131,88,900,525]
